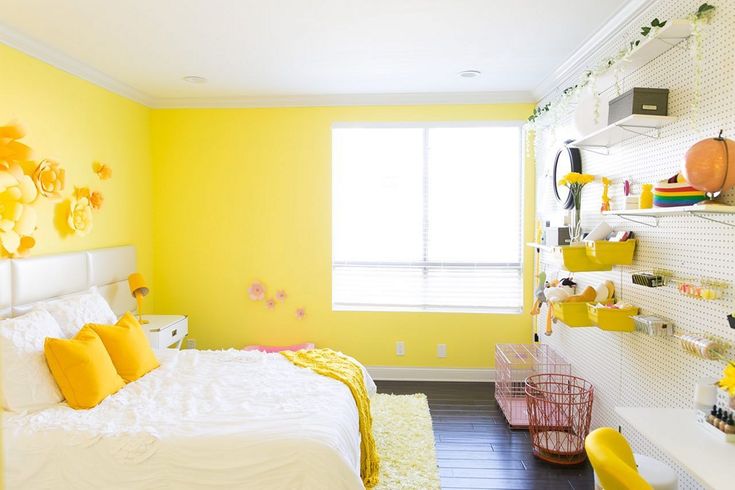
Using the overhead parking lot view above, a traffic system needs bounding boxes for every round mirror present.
[552,142,582,209]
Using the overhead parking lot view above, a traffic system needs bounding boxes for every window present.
[332,123,523,313]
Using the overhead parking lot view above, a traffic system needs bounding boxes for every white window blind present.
[332,123,523,313]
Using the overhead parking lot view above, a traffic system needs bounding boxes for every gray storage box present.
[608,87,669,125]
[543,226,570,247]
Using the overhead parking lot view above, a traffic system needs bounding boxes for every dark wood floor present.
[376,381,594,490]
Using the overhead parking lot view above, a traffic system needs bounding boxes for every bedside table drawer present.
[156,320,187,348]
[142,315,188,349]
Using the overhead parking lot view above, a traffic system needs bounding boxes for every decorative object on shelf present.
[682,130,735,203]
[608,87,669,125]
[677,333,728,360]
[653,180,707,208]
[600,177,612,212]
[128,272,150,324]
[673,277,727,300]
[631,270,672,288]
[92,162,112,180]
[632,315,674,336]
[639,184,653,209]
[558,172,594,243]
[552,142,582,210]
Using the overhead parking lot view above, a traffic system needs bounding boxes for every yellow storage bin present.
[585,239,637,266]
[560,245,613,272]
[587,303,639,332]
[552,302,594,327]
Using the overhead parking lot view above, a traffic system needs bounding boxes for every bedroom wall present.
[534,0,735,488]
[0,43,154,302]
[150,103,536,368]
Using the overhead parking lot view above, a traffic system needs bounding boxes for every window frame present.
[331,120,526,314]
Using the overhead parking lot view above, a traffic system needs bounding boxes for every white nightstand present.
[140,315,188,349]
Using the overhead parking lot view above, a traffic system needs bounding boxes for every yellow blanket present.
[281,348,380,488]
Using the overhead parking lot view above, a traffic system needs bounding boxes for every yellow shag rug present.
[371,393,441,490]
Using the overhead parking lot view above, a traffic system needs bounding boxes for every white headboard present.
[0,246,136,318]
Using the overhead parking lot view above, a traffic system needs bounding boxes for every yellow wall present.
[151,104,535,368]
[0,44,154,296]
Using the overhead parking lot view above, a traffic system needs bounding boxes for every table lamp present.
[128,272,150,324]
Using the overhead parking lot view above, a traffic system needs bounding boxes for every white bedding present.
[3,349,376,489]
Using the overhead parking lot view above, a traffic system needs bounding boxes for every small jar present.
[639,184,653,209]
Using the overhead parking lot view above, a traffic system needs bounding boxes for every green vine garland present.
[527,3,716,125]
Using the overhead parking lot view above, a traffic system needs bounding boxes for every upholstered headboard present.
[0,246,136,318]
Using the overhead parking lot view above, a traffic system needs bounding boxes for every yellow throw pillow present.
[88,312,160,383]
[44,326,125,409]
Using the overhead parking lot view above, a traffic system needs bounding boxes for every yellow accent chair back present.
[585,427,654,490]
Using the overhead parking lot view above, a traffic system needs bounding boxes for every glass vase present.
[569,194,583,244]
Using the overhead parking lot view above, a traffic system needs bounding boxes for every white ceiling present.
[0,0,632,106]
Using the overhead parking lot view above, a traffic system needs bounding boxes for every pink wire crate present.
[494,344,571,429]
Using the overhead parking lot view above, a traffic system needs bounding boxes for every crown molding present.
[0,21,155,107]
[532,0,658,101]
[149,91,535,109]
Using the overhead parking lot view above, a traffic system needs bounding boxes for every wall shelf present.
[570,114,678,154]
[595,20,693,96]
[603,203,735,227]
[526,242,557,253]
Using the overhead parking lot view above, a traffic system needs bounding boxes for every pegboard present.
[533,1,735,488]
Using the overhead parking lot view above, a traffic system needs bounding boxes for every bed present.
[1,246,373,489]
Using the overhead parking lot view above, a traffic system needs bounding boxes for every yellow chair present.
[585,427,677,490]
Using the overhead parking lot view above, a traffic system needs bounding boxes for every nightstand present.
[140,315,188,349]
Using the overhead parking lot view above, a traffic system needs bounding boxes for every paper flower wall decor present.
[89,191,104,210]
[93,162,112,180]
[275,290,287,302]
[0,124,31,170]
[295,307,306,320]
[248,281,266,301]
[0,163,39,256]
[265,298,276,310]
[32,159,65,199]
[67,195,93,236]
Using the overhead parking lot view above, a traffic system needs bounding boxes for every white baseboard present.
[367,366,495,382]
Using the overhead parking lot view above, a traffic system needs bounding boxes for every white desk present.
[616,407,735,490]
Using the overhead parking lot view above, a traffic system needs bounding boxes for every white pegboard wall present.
[534,1,735,489]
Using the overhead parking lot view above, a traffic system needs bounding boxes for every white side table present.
[140,314,188,349]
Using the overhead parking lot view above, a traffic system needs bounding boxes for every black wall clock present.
[552,140,582,210]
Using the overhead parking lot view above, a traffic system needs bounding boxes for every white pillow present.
[40,288,117,338]
[0,310,65,412]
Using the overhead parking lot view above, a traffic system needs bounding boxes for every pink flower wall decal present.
[265,298,276,310]
[295,307,306,320]
[248,281,265,301]
[275,290,287,302]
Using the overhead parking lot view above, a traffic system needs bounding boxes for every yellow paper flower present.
[33,159,65,199]
[0,124,31,170]
[67,196,93,236]
[89,191,104,210]
[0,163,38,256]
[74,186,90,200]
[93,162,112,180]
[719,362,735,397]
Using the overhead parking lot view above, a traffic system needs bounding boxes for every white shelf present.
[570,114,678,152]
[616,407,735,490]
[595,19,693,96]
[526,242,557,252]
[603,203,735,227]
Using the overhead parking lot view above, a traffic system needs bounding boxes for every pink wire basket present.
[494,344,571,428]
[525,374,594,465]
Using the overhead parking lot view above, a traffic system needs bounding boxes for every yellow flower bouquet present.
[558,172,595,243]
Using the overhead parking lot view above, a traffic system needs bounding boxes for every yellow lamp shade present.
[128,272,149,297]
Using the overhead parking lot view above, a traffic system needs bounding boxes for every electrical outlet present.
[186,338,197,349]
[396,341,405,356]
[437,343,447,358]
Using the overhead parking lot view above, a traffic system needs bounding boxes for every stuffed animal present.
[530,271,547,316]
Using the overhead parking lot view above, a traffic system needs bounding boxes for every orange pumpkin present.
[681,132,735,194]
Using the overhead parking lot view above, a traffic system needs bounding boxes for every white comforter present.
[3,349,376,489]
